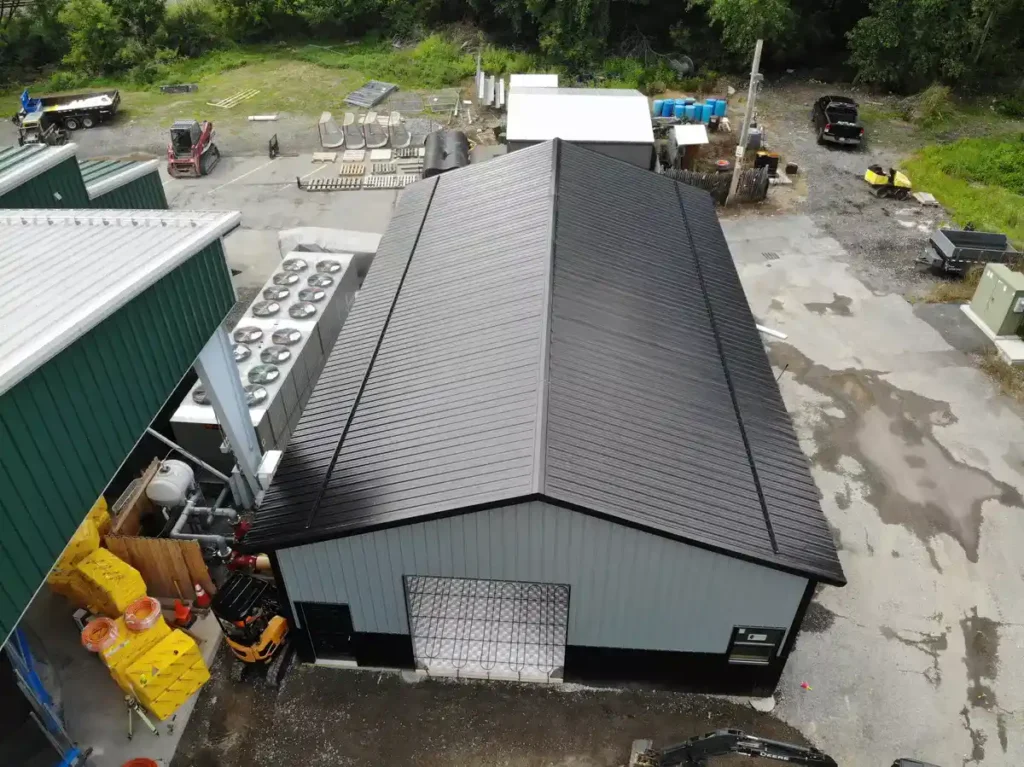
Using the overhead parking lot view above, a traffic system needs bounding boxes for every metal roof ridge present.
[0,209,240,396]
[671,180,779,554]
[532,139,560,494]
[84,158,161,199]
[0,143,79,197]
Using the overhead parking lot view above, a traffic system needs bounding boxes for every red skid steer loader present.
[167,119,221,178]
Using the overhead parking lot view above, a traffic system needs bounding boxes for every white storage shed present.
[505,88,654,169]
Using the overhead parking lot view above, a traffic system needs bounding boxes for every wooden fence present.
[105,535,215,601]
[663,167,770,205]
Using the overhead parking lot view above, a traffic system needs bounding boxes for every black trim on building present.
[779,578,817,663]
[268,551,314,664]
[562,645,784,697]
[351,632,416,669]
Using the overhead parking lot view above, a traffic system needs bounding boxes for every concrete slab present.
[914,302,992,354]
[723,214,1024,767]
[24,589,221,767]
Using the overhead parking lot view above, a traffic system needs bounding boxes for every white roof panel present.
[672,124,710,146]
[0,209,240,396]
[509,73,559,89]
[506,88,655,145]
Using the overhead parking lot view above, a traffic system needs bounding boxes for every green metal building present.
[79,158,168,209]
[0,208,240,645]
[0,144,90,208]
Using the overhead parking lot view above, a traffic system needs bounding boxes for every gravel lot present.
[172,653,809,767]
[750,80,947,297]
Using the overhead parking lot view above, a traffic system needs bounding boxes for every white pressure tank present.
[146,459,195,507]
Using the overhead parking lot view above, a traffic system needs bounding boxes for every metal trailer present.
[14,89,121,132]
[920,228,1018,276]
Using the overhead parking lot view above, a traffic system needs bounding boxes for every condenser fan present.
[273,273,299,286]
[281,258,308,272]
[233,344,251,363]
[299,287,326,302]
[308,273,333,288]
[252,301,281,317]
[248,364,280,385]
[261,345,291,364]
[271,328,302,345]
[243,384,268,407]
[316,260,342,273]
[289,302,317,319]
[263,286,289,301]
[233,326,263,344]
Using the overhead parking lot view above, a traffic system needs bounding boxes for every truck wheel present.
[81,116,95,129]
[895,188,910,200]
[64,117,79,131]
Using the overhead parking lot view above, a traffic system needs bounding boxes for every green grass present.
[905,137,1024,250]
[3,37,540,126]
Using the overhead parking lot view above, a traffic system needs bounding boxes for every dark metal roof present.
[248,140,845,586]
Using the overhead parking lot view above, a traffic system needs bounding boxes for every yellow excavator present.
[633,729,939,766]
[210,572,292,686]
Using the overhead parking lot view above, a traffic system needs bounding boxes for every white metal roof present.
[0,209,241,396]
[672,124,710,146]
[82,158,161,199]
[509,73,559,89]
[0,143,78,197]
[506,88,655,145]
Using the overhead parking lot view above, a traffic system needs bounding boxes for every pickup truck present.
[812,95,864,146]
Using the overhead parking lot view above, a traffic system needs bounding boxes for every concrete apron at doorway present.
[722,215,1024,767]
[23,588,221,767]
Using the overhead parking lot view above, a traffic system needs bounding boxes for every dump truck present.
[12,88,120,132]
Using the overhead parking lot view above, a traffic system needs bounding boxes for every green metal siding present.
[79,159,168,209]
[0,156,90,209]
[0,241,234,639]
[92,171,168,209]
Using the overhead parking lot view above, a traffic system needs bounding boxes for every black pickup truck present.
[812,95,864,146]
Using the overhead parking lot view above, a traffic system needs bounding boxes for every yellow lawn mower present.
[864,164,912,200]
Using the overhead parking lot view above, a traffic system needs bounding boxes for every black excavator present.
[632,729,939,767]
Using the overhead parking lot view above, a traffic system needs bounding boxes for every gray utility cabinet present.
[970,263,1024,336]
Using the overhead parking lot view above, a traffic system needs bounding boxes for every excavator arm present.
[636,729,839,767]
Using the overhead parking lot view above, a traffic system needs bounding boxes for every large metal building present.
[0,144,90,208]
[505,87,655,169]
[245,140,844,694]
[79,158,168,209]
[0,209,239,645]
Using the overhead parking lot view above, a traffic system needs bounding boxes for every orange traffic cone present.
[194,582,211,609]
[173,598,194,628]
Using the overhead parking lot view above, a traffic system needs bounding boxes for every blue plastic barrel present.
[684,97,696,105]
[701,104,712,124]
[662,100,675,117]
[705,98,717,112]
[714,99,727,117]
[653,99,664,117]
[673,104,685,119]
[684,104,696,121]
[692,104,704,122]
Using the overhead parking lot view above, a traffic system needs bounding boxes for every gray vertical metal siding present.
[278,501,807,654]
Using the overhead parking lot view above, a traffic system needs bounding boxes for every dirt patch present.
[173,651,814,767]
[770,341,1023,565]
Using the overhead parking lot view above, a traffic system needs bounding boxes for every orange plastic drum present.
[81,617,119,652]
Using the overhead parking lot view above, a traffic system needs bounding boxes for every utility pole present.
[727,39,764,206]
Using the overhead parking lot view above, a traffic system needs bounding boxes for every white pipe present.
[756,324,788,340]
[146,427,233,484]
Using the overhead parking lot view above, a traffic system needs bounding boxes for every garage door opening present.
[405,576,568,683]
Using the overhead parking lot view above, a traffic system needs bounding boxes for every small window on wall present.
[727,627,785,665]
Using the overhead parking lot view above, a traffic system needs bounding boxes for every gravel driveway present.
[751,80,947,296]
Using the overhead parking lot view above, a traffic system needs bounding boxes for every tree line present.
[1,0,1023,95]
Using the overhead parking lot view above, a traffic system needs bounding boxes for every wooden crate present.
[105,535,215,600]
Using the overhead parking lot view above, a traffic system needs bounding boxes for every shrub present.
[906,83,954,127]
[58,0,126,75]
[164,0,224,58]
[45,69,91,91]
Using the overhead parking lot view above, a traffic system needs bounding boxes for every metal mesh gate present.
[405,576,569,682]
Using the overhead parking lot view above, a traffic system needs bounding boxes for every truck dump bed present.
[922,228,1017,275]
